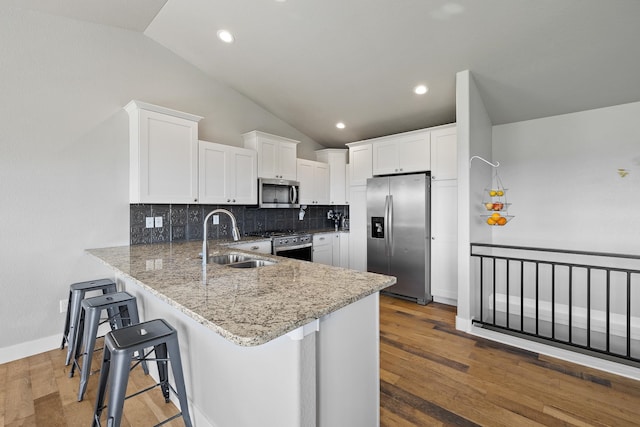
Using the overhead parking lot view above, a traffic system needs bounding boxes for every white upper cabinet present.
[346,143,372,186]
[316,149,348,205]
[125,100,202,204]
[430,126,457,181]
[242,131,299,180]
[297,159,330,205]
[198,141,257,205]
[372,131,430,176]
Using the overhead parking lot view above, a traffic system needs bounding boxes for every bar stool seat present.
[70,291,148,402]
[61,279,117,366]
[92,319,192,427]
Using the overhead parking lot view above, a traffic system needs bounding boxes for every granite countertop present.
[87,240,394,347]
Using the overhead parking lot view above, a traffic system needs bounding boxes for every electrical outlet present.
[213,214,219,225]
[59,298,68,313]
[146,217,154,228]
[154,216,163,228]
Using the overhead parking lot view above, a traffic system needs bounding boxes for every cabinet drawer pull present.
[251,246,259,250]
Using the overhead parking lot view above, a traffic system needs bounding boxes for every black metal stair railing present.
[470,243,640,365]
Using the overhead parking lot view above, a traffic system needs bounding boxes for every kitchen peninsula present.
[87,240,395,427]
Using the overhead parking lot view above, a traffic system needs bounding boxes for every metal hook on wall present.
[469,155,500,169]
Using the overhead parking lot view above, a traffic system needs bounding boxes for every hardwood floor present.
[379,295,640,426]
[2,296,640,426]
[0,338,184,427]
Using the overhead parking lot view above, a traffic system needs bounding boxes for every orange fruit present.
[497,217,507,226]
[487,217,496,225]
[491,212,501,219]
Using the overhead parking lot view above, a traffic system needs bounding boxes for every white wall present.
[0,7,323,360]
[492,101,640,254]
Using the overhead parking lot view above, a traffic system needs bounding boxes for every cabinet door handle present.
[194,198,198,202]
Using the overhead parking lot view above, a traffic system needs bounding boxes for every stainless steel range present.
[246,231,313,261]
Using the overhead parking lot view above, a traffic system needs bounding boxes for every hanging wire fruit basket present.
[482,169,514,226]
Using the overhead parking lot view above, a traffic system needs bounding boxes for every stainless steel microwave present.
[258,178,300,208]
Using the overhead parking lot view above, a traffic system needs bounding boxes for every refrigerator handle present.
[388,194,394,256]
[384,195,390,256]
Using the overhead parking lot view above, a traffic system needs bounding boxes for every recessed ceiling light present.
[336,122,346,129]
[217,29,235,43]
[414,85,428,95]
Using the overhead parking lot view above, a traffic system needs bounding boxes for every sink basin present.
[207,253,277,268]
[208,253,252,265]
[226,259,277,268]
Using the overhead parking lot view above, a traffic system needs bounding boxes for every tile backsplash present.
[130,204,349,245]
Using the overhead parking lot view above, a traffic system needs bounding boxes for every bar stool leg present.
[153,343,170,403]
[104,351,133,427]
[92,346,111,427]
[167,338,193,427]
[75,306,102,400]
[65,290,84,365]
[60,291,72,350]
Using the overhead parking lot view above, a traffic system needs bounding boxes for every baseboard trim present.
[0,334,61,364]
[469,325,640,381]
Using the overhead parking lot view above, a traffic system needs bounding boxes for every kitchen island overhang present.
[87,240,395,427]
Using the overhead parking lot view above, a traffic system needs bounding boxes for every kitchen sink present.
[226,259,277,268]
[207,253,277,268]
[207,253,252,265]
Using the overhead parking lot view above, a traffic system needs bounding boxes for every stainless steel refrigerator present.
[367,173,431,305]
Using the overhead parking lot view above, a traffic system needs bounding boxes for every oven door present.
[274,244,312,261]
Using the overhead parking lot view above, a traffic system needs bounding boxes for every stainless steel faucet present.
[202,209,240,268]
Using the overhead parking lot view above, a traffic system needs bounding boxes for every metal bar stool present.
[61,279,117,365]
[70,291,149,402]
[92,319,192,427]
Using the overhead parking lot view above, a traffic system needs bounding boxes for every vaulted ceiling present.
[6,0,640,147]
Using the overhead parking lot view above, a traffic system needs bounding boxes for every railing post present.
[568,267,573,344]
[552,263,556,340]
[606,270,611,353]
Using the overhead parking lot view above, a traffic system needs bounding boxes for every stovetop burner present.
[246,230,297,238]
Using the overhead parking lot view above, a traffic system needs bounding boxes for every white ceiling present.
[7,0,640,148]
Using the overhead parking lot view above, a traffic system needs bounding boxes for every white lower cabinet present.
[313,232,349,267]
[228,239,272,254]
[430,179,458,304]
[313,233,333,266]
